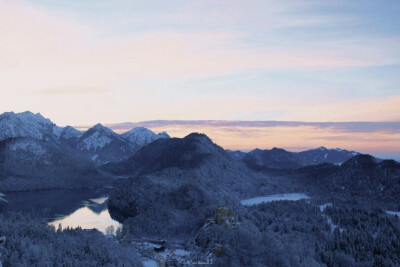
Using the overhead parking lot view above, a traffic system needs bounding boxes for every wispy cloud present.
[105,120,400,135]
[38,87,110,95]
[95,119,400,160]
[1,0,399,126]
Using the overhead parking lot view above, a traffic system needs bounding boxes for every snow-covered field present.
[133,240,190,267]
[386,210,400,217]
[241,193,310,206]
[142,259,159,267]
[0,192,6,202]
[319,203,332,212]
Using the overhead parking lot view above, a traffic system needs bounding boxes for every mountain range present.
[2,111,400,266]
[241,146,359,170]
[0,111,170,191]
[0,111,170,164]
[0,111,394,194]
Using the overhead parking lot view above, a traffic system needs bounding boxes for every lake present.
[241,193,310,206]
[0,188,121,234]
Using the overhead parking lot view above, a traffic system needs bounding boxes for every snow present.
[325,216,344,233]
[10,141,46,156]
[157,131,170,138]
[78,124,127,151]
[52,126,63,138]
[0,111,57,141]
[241,193,310,206]
[386,210,400,217]
[324,153,328,159]
[133,240,190,266]
[319,203,332,212]
[142,260,159,267]
[0,193,7,203]
[60,126,82,139]
[318,203,344,233]
[81,131,112,150]
[121,127,169,147]
[174,249,191,256]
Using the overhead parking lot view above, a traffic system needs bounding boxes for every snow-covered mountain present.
[60,126,83,140]
[0,111,61,142]
[121,127,170,147]
[243,146,360,170]
[76,123,138,163]
[0,111,173,164]
[0,137,104,191]
[297,146,359,165]
[226,149,247,161]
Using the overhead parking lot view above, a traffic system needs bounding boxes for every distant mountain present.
[76,123,137,164]
[226,150,247,160]
[0,111,172,165]
[243,148,305,170]
[0,111,61,142]
[297,146,359,165]
[107,133,264,238]
[243,146,359,170]
[121,127,170,147]
[59,126,83,147]
[0,137,107,191]
[60,126,83,140]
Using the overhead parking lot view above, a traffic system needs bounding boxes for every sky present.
[1,0,399,158]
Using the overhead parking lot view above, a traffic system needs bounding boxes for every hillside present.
[0,137,108,191]
[294,154,400,207]
[107,133,267,238]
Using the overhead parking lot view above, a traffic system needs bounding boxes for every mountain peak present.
[87,123,115,135]
[271,147,287,152]
[157,131,170,138]
[0,111,58,142]
[60,126,82,139]
[121,126,169,147]
[103,132,227,175]
[185,132,209,140]
[92,123,104,129]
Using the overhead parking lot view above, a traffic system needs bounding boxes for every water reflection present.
[49,201,121,233]
[2,189,121,234]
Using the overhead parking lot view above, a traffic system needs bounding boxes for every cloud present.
[92,119,400,160]
[1,0,399,127]
[38,87,110,95]
[106,120,400,134]
[1,0,398,83]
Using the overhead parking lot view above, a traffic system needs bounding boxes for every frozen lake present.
[241,193,310,206]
